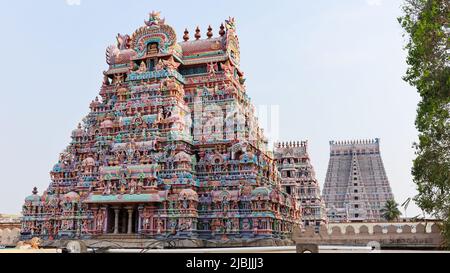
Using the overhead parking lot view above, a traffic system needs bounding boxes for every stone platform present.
[41,236,294,251]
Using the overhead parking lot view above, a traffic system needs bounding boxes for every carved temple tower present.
[322,138,395,222]
[20,12,301,242]
[274,141,327,227]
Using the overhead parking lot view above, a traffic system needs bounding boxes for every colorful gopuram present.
[274,141,327,228]
[20,12,301,242]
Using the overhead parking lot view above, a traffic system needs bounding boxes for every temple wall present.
[293,221,444,251]
[0,227,21,246]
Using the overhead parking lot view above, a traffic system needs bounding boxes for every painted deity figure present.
[222,196,230,212]
[98,179,105,192]
[82,219,89,233]
[147,43,159,55]
[232,218,239,231]
[143,210,151,231]
[42,222,50,235]
[137,61,147,73]
[95,211,104,232]
[189,200,196,209]
[182,197,188,209]
[129,179,137,194]
[257,199,262,209]
[120,183,126,195]
[212,219,222,233]
[151,178,158,188]
[169,219,177,233]
[253,220,259,234]
[137,179,144,194]
[225,219,232,233]
[111,181,117,194]
[178,220,186,231]
[61,220,68,231]
[113,74,124,84]
[207,62,217,75]
[155,59,165,71]
[156,219,164,234]
[119,174,127,194]
[104,181,111,195]
[185,219,192,230]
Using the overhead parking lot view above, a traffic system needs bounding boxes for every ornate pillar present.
[127,208,133,234]
[137,206,143,234]
[151,215,154,234]
[103,206,108,233]
[113,208,119,234]
[122,211,127,233]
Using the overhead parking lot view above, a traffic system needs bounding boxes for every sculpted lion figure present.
[15,237,42,249]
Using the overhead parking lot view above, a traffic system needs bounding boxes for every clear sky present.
[0,0,421,217]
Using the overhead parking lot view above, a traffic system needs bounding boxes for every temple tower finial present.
[207,25,213,39]
[183,28,190,41]
[195,26,201,40]
[219,23,225,36]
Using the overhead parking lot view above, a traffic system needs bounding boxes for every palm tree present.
[381,199,402,222]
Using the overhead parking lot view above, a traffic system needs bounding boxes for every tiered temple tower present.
[20,12,301,241]
[322,138,394,222]
[274,141,327,227]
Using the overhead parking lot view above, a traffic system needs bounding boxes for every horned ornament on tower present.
[145,11,165,27]
[116,33,131,50]
[225,17,236,31]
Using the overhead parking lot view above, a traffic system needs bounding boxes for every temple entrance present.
[106,206,138,234]
[119,209,127,233]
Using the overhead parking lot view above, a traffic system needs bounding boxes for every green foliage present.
[381,199,402,221]
[398,0,450,246]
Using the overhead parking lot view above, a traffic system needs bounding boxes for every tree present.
[381,199,402,221]
[398,0,450,246]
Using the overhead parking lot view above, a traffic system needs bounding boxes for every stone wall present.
[293,221,444,252]
[0,228,21,246]
[0,215,21,246]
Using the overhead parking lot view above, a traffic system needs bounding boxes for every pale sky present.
[0,0,421,217]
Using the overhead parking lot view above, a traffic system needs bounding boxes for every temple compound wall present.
[293,221,444,252]
[20,12,302,243]
[0,214,21,246]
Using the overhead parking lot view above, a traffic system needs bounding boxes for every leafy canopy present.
[398,0,449,245]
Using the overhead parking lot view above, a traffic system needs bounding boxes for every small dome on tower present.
[72,123,84,137]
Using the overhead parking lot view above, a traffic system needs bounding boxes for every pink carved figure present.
[207,62,217,75]
[94,211,103,232]
[129,179,137,194]
[137,180,144,194]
